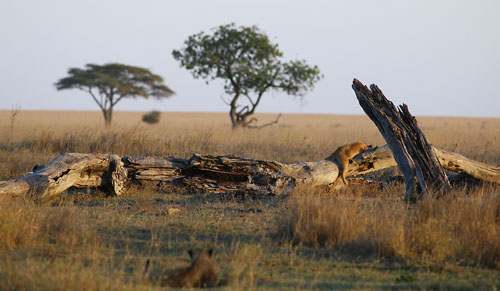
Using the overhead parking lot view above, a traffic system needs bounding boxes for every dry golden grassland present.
[1,110,500,290]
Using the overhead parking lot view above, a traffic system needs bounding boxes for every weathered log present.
[124,154,293,196]
[434,147,500,184]
[0,144,498,200]
[353,79,451,200]
[0,153,129,200]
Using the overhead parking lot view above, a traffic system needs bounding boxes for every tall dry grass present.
[0,200,99,251]
[226,243,263,289]
[0,200,114,290]
[1,258,133,291]
[276,187,500,268]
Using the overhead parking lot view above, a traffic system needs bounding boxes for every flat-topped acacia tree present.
[173,23,322,129]
[55,63,174,125]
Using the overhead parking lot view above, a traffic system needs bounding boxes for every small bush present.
[142,110,161,124]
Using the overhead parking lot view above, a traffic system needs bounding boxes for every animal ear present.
[188,249,194,258]
[207,249,213,258]
[144,259,151,273]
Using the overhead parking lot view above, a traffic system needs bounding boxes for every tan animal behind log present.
[327,141,369,185]
[145,249,218,288]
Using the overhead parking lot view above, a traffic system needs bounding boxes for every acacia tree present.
[55,63,174,125]
[173,24,322,128]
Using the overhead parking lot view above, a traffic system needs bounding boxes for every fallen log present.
[434,147,500,184]
[0,144,498,200]
[0,154,129,200]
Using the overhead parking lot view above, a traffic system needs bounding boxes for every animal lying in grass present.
[327,141,371,185]
[144,249,218,288]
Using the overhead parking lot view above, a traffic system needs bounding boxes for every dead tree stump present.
[352,79,451,200]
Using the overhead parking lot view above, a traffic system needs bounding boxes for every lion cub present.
[327,141,369,186]
[145,249,218,288]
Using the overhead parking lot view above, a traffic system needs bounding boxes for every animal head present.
[144,248,218,288]
[181,248,217,288]
[188,248,213,262]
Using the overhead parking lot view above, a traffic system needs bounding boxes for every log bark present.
[434,147,500,184]
[0,145,498,200]
[353,79,451,200]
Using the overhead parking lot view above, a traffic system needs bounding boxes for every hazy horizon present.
[1,0,499,117]
[3,109,500,120]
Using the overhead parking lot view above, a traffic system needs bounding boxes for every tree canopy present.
[173,23,322,128]
[55,63,174,125]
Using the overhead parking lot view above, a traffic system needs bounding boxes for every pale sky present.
[1,0,499,117]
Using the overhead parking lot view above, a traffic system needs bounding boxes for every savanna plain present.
[1,110,500,290]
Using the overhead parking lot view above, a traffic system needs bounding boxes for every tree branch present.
[112,94,126,107]
[243,94,256,107]
[237,105,249,116]
[87,86,105,111]
[247,89,267,115]
[247,113,282,129]
[220,94,231,106]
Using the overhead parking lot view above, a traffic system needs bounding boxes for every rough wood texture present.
[0,153,129,200]
[123,147,380,197]
[124,154,292,197]
[435,147,500,184]
[1,144,498,200]
[399,104,451,194]
[353,79,451,199]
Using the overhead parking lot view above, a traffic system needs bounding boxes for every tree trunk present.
[352,79,451,200]
[1,145,498,200]
[228,93,262,129]
[230,106,256,128]
[229,93,240,129]
[229,105,237,129]
[229,110,255,128]
[103,107,113,126]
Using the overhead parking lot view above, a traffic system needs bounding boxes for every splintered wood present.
[352,79,451,199]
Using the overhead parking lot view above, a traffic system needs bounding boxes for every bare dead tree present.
[353,79,451,200]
